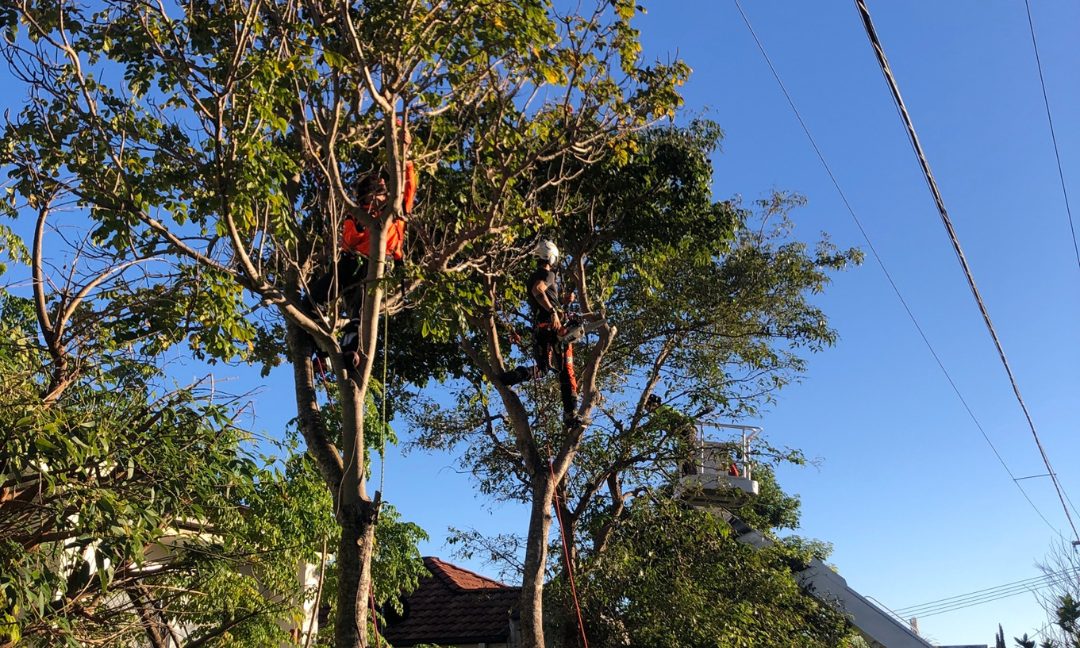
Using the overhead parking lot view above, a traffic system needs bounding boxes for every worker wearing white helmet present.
[500,239,582,427]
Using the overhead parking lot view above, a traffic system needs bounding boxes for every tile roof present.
[425,556,508,591]
[381,556,520,647]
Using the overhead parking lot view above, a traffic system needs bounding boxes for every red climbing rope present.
[314,355,332,387]
[548,457,589,648]
[369,583,381,647]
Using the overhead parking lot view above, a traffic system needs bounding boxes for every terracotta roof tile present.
[381,557,520,647]
[424,556,510,591]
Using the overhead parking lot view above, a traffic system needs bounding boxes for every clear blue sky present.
[623,1,1079,645]
[383,2,1080,643]
[5,1,1079,645]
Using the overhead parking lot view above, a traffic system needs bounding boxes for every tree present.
[1025,542,1080,648]
[0,206,427,645]
[411,121,861,645]
[0,281,325,646]
[565,498,851,648]
[1016,634,1037,648]
[0,207,329,645]
[0,0,684,645]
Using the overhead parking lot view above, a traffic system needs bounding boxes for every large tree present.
[570,498,852,648]
[0,202,425,645]
[0,0,684,644]
[410,121,861,644]
[0,264,327,648]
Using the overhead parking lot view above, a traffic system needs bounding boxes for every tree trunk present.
[333,497,378,646]
[520,473,555,648]
[557,499,584,648]
[285,323,344,490]
[331,225,391,647]
[284,304,382,647]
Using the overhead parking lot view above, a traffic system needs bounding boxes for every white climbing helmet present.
[533,240,559,265]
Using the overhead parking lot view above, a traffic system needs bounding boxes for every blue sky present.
[4,1,1078,645]
[623,1,1079,645]
[382,2,1080,643]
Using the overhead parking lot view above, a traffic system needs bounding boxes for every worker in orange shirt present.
[305,142,416,312]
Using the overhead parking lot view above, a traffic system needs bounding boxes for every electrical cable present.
[898,579,1069,618]
[909,586,1049,619]
[730,0,1063,537]
[852,0,1080,545]
[898,576,1063,619]
[1023,0,1080,272]
[894,566,1080,617]
[897,566,1078,611]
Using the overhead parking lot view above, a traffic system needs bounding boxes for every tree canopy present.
[407,119,861,645]
[1,0,872,645]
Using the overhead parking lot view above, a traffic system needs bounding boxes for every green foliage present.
[0,1,713,645]
[1038,591,1080,648]
[411,118,863,646]
[415,120,862,501]
[736,464,803,532]
[0,293,323,646]
[1017,542,1080,648]
[1059,594,1080,635]
[559,498,852,648]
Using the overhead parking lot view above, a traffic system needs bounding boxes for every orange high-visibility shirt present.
[402,161,417,215]
[342,217,369,256]
[340,163,415,260]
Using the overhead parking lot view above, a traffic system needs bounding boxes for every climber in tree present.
[500,240,583,428]
[305,162,413,374]
[305,121,416,314]
[305,174,388,314]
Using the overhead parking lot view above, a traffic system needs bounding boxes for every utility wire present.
[853,0,1080,545]
[894,566,1080,617]
[898,578,1062,619]
[908,583,1053,619]
[729,0,1062,537]
[1023,0,1080,272]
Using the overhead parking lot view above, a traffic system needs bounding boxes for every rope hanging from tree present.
[548,450,590,648]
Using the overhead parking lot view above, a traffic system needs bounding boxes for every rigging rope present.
[379,303,389,500]
[548,454,590,648]
[369,582,382,647]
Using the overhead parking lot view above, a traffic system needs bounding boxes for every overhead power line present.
[852,0,1080,545]
[893,566,1080,618]
[729,0,1063,537]
[1023,0,1080,272]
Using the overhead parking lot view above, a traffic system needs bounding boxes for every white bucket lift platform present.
[677,424,760,508]
[676,422,934,647]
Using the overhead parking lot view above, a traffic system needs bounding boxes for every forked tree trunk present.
[330,229,391,647]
